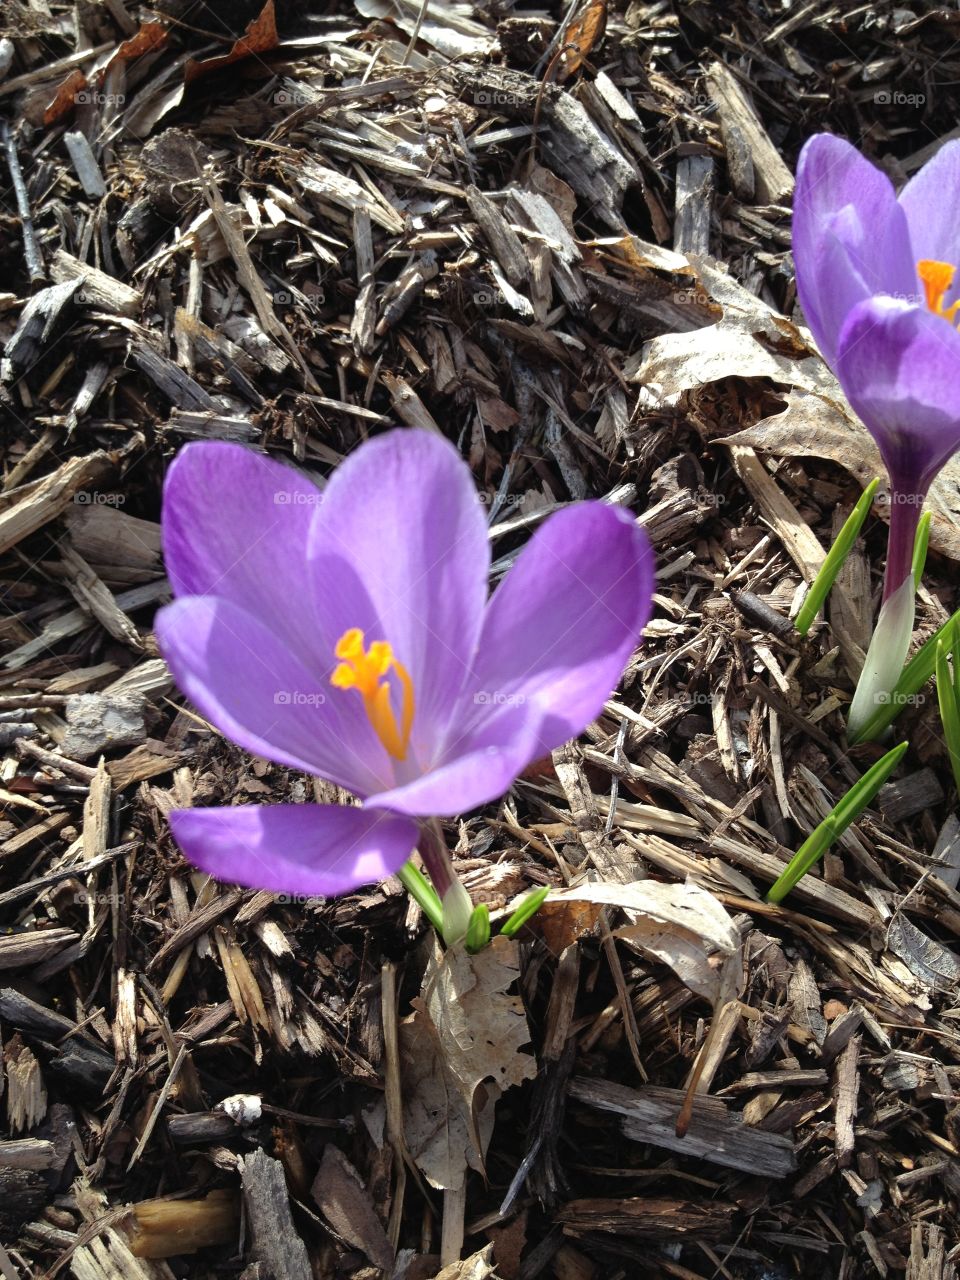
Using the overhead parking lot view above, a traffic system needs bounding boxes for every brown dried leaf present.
[536,880,741,1003]
[184,0,279,85]
[558,0,607,79]
[431,1245,497,1280]
[104,21,169,75]
[400,936,536,1190]
[723,391,960,565]
[310,1145,393,1269]
[43,69,87,126]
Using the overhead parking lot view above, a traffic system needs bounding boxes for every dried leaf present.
[630,321,833,401]
[103,22,169,76]
[355,0,497,58]
[537,880,741,1003]
[724,391,960,565]
[185,0,279,85]
[559,0,607,79]
[310,1145,393,1270]
[886,915,960,993]
[43,70,87,126]
[431,1245,497,1280]
[400,936,536,1190]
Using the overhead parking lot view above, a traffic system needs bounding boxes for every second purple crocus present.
[155,429,654,939]
[793,134,960,733]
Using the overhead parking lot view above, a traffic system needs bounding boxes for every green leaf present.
[935,640,960,795]
[465,903,491,953]
[912,510,932,584]
[795,478,879,635]
[501,886,550,938]
[766,741,908,904]
[850,607,960,744]
[396,861,444,933]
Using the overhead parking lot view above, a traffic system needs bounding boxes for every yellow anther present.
[331,628,415,760]
[917,259,960,325]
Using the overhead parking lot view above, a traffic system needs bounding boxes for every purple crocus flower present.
[793,134,960,732]
[155,429,654,931]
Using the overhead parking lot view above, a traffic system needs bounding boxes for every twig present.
[2,121,44,282]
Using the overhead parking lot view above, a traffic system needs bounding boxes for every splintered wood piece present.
[4,1038,47,1133]
[0,1138,56,1170]
[705,63,794,202]
[556,1195,735,1240]
[673,155,714,256]
[834,1034,861,1169]
[552,743,638,883]
[465,185,530,287]
[0,452,111,556]
[568,1077,796,1177]
[128,1188,240,1257]
[0,928,78,970]
[350,208,377,355]
[241,1149,312,1280]
[50,248,140,315]
[213,927,270,1032]
[82,752,112,865]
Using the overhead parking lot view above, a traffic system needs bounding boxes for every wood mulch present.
[2,1,960,1276]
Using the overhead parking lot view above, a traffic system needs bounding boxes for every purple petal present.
[899,141,960,285]
[156,595,391,797]
[170,804,419,896]
[308,430,489,764]
[463,503,653,767]
[835,297,960,494]
[162,442,325,667]
[366,698,544,816]
[793,134,914,366]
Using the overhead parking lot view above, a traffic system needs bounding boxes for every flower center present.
[917,258,960,325]
[330,627,414,760]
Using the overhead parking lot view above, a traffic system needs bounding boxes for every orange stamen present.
[331,628,414,760]
[917,259,960,324]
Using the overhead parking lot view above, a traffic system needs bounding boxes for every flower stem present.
[883,488,922,601]
[417,818,473,945]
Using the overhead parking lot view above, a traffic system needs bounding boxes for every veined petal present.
[156,596,390,797]
[308,430,489,764]
[463,503,654,767]
[835,297,960,492]
[899,141,960,293]
[170,804,419,896]
[162,442,326,667]
[366,697,544,816]
[793,134,914,365]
